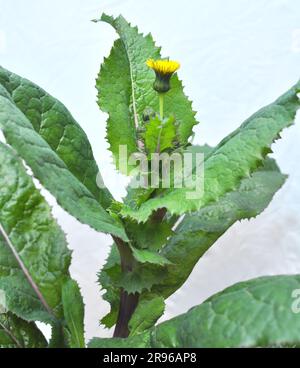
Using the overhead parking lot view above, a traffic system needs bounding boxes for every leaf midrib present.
[0,320,23,348]
[0,222,55,318]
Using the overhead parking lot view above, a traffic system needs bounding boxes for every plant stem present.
[159,93,164,119]
[113,291,139,338]
[112,209,167,338]
[113,237,139,338]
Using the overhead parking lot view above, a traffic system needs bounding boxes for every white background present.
[0,0,300,341]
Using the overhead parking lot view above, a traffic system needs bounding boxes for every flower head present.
[146,59,180,93]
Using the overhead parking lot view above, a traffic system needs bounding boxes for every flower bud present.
[146,59,180,93]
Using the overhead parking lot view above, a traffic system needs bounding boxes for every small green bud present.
[142,107,156,122]
[153,74,172,93]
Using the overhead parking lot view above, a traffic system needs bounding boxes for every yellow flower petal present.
[146,59,180,75]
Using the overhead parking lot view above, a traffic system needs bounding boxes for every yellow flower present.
[146,59,180,93]
[146,59,180,75]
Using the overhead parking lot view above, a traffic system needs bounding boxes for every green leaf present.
[0,261,68,348]
[0,312,47,348]
[184,144,214,162]
[144,116,176,153]
[62,280,85,348]
[123,144,213,212]
[129,294,165,336]
[153,157,287,298]
[96,14,197,171]
[114,264,168,295]
[0,142,85,346]
[89,275,300,348]
[126,220,174,252]
[98,244,121,328]
[150,275,300,348]
[100,308,119,330]
[121,81,300,222]
[88,332,151,348]
[0,142,71,320]
[96,38,138,173]
[0,72,128,241]
[130,246,172,266]
[0,66,112,209]
[0,275,54,324]
[99,254,164,302]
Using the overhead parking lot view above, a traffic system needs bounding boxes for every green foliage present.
[0,142,83,346]
[0,67,128,241]
[0,275,54,324]
[114,264,168,295]
[96,13,197,172]
[0,313,47,348]
[89,331,151,348]
[96,38,138,173]
[99,156,287,331]
[0,143,70,318]
[121,81,300,222]
[124,212,174,251]
[99,240,171,328]
[153,157,288,298]
[94,14,299,342]
[129,294,165,336]
[89,275,300,348]
[98,244,121,328]
[1,12,299,349]
[0,66,111,209]
[144,116,177,153]
[151,275,300,348]
[130,246,172,266]
[62,280,86,348]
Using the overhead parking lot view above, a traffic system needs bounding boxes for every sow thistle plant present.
[0,13,299,348]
